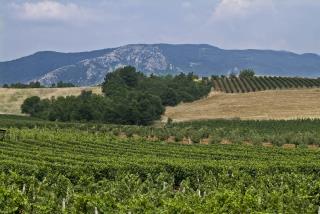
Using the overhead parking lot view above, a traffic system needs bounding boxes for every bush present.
[21,96,50,117]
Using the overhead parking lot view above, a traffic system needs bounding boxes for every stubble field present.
[165,88,320,121]
[0,87,101,115]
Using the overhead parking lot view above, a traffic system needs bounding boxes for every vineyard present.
[2,114,320,147]
[1,116,320,212]
[212,76,320,93]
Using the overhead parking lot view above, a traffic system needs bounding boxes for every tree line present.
[2,81,75,88]
[21,66,212,125]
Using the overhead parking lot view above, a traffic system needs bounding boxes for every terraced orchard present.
[212,76,320,93]
[1,124,320,212]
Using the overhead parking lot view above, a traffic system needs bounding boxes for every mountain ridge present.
[1,44,320,86]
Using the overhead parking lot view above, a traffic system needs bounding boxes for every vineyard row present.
[212,76,320,93]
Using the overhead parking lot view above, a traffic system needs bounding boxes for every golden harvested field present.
[2,87,320,121]
[165,89,320,121]
[0,87,101,115]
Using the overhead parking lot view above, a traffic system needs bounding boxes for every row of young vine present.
[212,76,320,93]
[1,127,320,212]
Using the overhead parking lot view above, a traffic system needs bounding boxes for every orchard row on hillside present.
[212,76,320,93]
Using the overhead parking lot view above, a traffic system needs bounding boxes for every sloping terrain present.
[2,87,320,120]
[1,44,320,86]
[0,87,101,115]
[212,76,320,93]
[165,89,320,121]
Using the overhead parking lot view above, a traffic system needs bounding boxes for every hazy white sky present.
[1,0,320,61]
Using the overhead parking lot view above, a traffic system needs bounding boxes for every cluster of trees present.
[2,81,75,88]
[230,69,256,78]
[22,91,106,121]
[102,66,211,106]
[50,81,76,88]
[211,69,256,80]
[238,69,255,78]
[21,66,212,125]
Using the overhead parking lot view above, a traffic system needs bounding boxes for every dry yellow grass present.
[165,89,320,121]
[3,87,320,121]
[0,87,102,115]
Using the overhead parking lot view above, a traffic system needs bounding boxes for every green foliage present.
[102,66,212,106]
[21,66,211,125]
[21,96,41,116]
[51,81,76,88]
[239,69,255,78]
[2,81,76,88]
[47,91,109,122]
[160,87,178,106]
[103,91,164,125]
[21,96,50,117]
[2,114,320,147]
[102,66,141,95]
[3,81,43,88]
[1,126,320,212]
[213,76,320,93]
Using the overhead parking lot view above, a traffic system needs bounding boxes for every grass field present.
[165,88,320,121]
[0,87,101,115]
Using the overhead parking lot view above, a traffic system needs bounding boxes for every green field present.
[2,114,320,147]
[1,116,320,212]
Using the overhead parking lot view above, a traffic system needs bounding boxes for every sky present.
[1,0,320,61]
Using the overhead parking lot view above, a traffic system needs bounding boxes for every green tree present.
[21,96,44,116]
[239,69,255,78]
[229,72,237,78]
[20,66,212,125]
[102,66,141,95]
[160,88,179,106]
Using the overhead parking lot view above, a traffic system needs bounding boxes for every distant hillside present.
[1,44,320,86]
[0,49,113,85]
[212,76,320,93]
